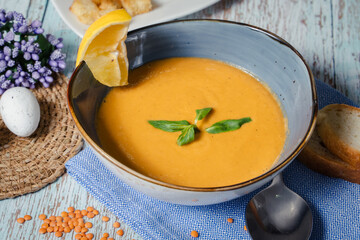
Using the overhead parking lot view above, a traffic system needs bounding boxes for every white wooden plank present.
[187,0,334,92]
[187,0,360,104]
[332,0,360,104]
[25,0,48,22]
[0,0,30,16]
[0,173,142,239]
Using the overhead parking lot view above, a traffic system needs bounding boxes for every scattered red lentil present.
[85,222,93,228]
[81,209,88,216]
[74,226,82,233]
[191,230,199,238]
[75,233,82,239]
[113,221,120,228]
[17,218,25,224]
[61,211,68,217]
[116,229,124,236]
[244,225,247,231]
[86,233,94,239]
[18,206,128,239]
[227,218,234,223]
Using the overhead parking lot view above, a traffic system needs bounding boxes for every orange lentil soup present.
[96,57,287,187]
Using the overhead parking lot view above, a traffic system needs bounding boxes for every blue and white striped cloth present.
[66,80,360,240]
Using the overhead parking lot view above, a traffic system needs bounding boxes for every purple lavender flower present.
[18,25,27,33]
[3,46,11,56]
[4,31,15,42]
[27,64,34,72]
[0,9,66,93]
[0,10,6,22]
[34,61,41,70]
[7,59,15,67]
[5,11,13,21]
[12,47,19,58]
[31,53,39,61]
[0,60,6,72]
[5,70,11,77]
[23,52,31,60]
[31,20,42,28]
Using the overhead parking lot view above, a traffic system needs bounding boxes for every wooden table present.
[0,0,359,239]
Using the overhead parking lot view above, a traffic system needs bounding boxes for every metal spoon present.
[245,173,313,240]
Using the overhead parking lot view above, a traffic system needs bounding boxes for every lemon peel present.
[76,9,131,87]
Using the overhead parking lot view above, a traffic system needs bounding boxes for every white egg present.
[0,87,40,137]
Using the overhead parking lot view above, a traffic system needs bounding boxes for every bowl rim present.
[67,19,318,192]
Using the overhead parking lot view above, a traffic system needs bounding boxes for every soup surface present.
[96,57,287,187]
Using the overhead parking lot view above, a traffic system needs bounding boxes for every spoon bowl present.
[245,173,313,240]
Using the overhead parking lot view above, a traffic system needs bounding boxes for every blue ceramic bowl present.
[68,20,317,205]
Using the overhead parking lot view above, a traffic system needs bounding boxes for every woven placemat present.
[0,74,83,200]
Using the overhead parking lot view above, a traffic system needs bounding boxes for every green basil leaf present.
[206,117,252,134]
[194,107,212,124]
[177,125,195,146]
[148,120,190,132]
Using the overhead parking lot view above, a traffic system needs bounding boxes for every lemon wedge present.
[76,9,131,87]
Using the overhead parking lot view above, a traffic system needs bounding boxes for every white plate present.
[51,0,220,37]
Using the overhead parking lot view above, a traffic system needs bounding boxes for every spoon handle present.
[270,173,284,186]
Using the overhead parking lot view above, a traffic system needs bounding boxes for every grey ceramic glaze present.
[68,20,317,205]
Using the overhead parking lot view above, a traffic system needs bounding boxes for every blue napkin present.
[66,80,360,240]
